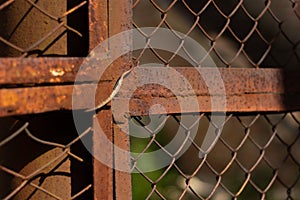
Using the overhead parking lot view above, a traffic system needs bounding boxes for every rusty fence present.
[1,0,300,200]
[130,113,300,199]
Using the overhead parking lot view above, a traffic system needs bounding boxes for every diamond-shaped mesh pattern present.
[130,112,300,199]
[1,0,300,199]
[0,0,88,57]
[131,1,300,199]
[0,112,93,199]
[133,0,300,68]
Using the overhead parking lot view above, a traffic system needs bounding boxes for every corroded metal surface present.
[0,58,83,84]
[93,110,114,200]
[1,67,300,117]
[89,0,108,51]
[106,0,133,199]
[113,67,300,115]
[115,93,300,116]
[0,0,300,199]
[113,123,132,200]
[0,57,133,84]
[0,82,111,116]
[0,1,89,200]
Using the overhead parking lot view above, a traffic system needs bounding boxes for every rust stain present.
[56,95,67,104]
[93,110,114,200]
[0,57,131,85]
[0,67,300,116]
[50,68,65,77]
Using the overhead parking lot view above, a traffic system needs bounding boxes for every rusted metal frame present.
[1,57,297,92]
[107,0,133,199]
[0,58,83,85]
[0,67,298,114]
[111,67,300,116]
[113,123,132,199]
[1,68,300,116]
[88,0,114,199]
[89,0,133,196]
[0,57,130,85]
[93,110,114,200]
[115,93,300,115]
[0,82,112,117]
[0,85,283,119]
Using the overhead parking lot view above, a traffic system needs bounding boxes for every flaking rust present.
[1,67,300,116]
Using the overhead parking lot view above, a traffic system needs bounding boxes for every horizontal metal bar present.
[0,58,298,93]
[0,57,131,85]
[0,83,111,117]
[113,93,300,117]
[112,67,300,118]
[0,67,299,116]
[0,58,83,84]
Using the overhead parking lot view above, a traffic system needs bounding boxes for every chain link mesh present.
[0,0,88,57]
[1,0,300,199]
[131,1,300,199]
[133,0,300,68]
[0,0,91,199]
[130,112,300,199]
[0,112,93,199]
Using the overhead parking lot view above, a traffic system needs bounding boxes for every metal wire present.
[0,0,87,57]
[130,112,300,199]
[133,0,300,68]
[0,114,93,199]
[1,0,300,199]
[131,1,300,199]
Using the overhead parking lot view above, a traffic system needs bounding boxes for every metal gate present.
[1,0,300,199]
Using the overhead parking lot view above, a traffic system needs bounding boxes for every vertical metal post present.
[88,0,111,199]
[90,0,132,199]
[93,110,114,199]
[109,0,132,199]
